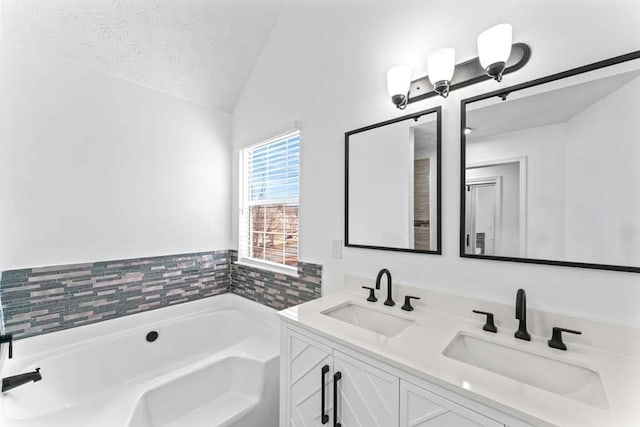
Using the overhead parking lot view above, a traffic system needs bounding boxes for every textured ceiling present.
[1,0,284,112]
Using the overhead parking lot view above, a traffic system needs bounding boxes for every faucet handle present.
[472,310,498,333]
[401,296,420,311]
[0,333,13,359]
[548,327,582,351]
[362,286,377,303]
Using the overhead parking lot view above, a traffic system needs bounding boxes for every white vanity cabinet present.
[400,381,502,427]
[333,350,399,426]
[280,329,398,426]
[283,329,333,426]
[280,324,522,427]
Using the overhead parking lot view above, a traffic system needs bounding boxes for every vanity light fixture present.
[427,47,456,98]
[386,24,530,109]
[477,23,513,82]
[387,65,412,109]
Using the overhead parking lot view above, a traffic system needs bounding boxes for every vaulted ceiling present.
[1,0,284,112]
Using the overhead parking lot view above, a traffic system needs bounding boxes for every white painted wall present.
[232,0,640,327]
[565,76,640,265]
[0,43,232,270]
[467,123,568,259]
[348,121,412,248]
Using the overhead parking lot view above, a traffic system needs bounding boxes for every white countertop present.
[277,290,640,427]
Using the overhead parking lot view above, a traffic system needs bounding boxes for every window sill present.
[234,258,299,278]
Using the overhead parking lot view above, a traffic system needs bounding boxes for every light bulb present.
[427,48,455,97]
[387,65,412,108]
[427,48,455,85]
[477,23,512,81]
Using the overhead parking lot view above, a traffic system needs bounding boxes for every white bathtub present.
[0,294,280,427]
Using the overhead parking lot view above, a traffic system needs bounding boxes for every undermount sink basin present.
[443,333,608,409]
[322,303,414,337]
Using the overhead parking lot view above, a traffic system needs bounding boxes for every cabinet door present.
[400,381,503,427]
[333,350,400,427]
[285,330,334,427]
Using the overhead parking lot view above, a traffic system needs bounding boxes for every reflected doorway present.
[464,157,526,257]
[465,178,500,255]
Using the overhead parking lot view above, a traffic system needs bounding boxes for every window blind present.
[239,131,300,268]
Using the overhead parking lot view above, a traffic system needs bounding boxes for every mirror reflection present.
[463,58,640,270]
[347,109,440,253]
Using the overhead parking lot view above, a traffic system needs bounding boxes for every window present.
[239,131,300,272]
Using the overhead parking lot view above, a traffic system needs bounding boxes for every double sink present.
[322,301,608,409]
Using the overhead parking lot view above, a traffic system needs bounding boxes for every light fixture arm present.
[405,42,531,106]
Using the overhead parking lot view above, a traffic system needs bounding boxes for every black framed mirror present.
[460,51,640,272]
[345,107,441,254]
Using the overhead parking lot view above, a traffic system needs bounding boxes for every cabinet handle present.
[321,365,329,424]
[333,371,342,427]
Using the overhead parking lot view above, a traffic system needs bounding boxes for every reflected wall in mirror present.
[461,51,640,272]
[346,107,441,253]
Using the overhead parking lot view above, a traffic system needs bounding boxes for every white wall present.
[231,0,640,327]
[348,122,412,248]
[0,43,232,270]
[565,76,640,265]
[467,123,568,259]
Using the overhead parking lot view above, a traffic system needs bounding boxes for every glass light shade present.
[477,23,513,69]
[427,48,455,85]
[387,65,412,97]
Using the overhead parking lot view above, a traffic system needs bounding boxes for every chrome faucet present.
[514,288,531,341]
[375,268,394,307]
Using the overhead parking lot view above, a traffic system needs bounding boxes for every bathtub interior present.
[0,295,280,426]
[129,349,278,427]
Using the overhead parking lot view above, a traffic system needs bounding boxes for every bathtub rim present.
[0,294,278,376]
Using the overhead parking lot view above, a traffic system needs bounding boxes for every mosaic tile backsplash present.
[230,251,322,310]
[0,250,322,339]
